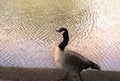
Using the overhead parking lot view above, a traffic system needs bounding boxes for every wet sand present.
[0,67,119,81]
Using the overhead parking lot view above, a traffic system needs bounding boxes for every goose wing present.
[65,50,90,68]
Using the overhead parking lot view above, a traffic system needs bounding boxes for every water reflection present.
[0,0,120,71]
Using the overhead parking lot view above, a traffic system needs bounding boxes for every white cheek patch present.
[61,31,65,34]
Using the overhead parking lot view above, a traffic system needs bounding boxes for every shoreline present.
[0,67,119,81]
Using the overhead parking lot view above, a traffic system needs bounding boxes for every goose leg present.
[78,73,83,81]
[58,72,69,81]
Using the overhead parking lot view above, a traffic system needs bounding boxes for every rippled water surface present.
[0,0,120,71]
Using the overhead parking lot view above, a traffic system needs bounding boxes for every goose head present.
[56,27,69,38]
[56,27,67,33]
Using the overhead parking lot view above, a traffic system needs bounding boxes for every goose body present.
[55,47,91,73]
[55,28,100,81]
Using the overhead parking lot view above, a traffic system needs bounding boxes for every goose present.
[55,27,100,81]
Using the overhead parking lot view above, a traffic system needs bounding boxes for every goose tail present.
[89,61,100,70]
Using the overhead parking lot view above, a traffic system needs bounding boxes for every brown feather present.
[65,51,90,70]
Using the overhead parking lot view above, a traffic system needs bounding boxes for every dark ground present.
[0,67,119,81]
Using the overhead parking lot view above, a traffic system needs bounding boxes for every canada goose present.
[55,27,100,81]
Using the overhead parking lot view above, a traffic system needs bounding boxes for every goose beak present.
[56,30,60,32]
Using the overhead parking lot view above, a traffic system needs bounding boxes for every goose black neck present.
[58,31,69,51]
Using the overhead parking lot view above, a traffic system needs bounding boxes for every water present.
[0,0,120,71]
